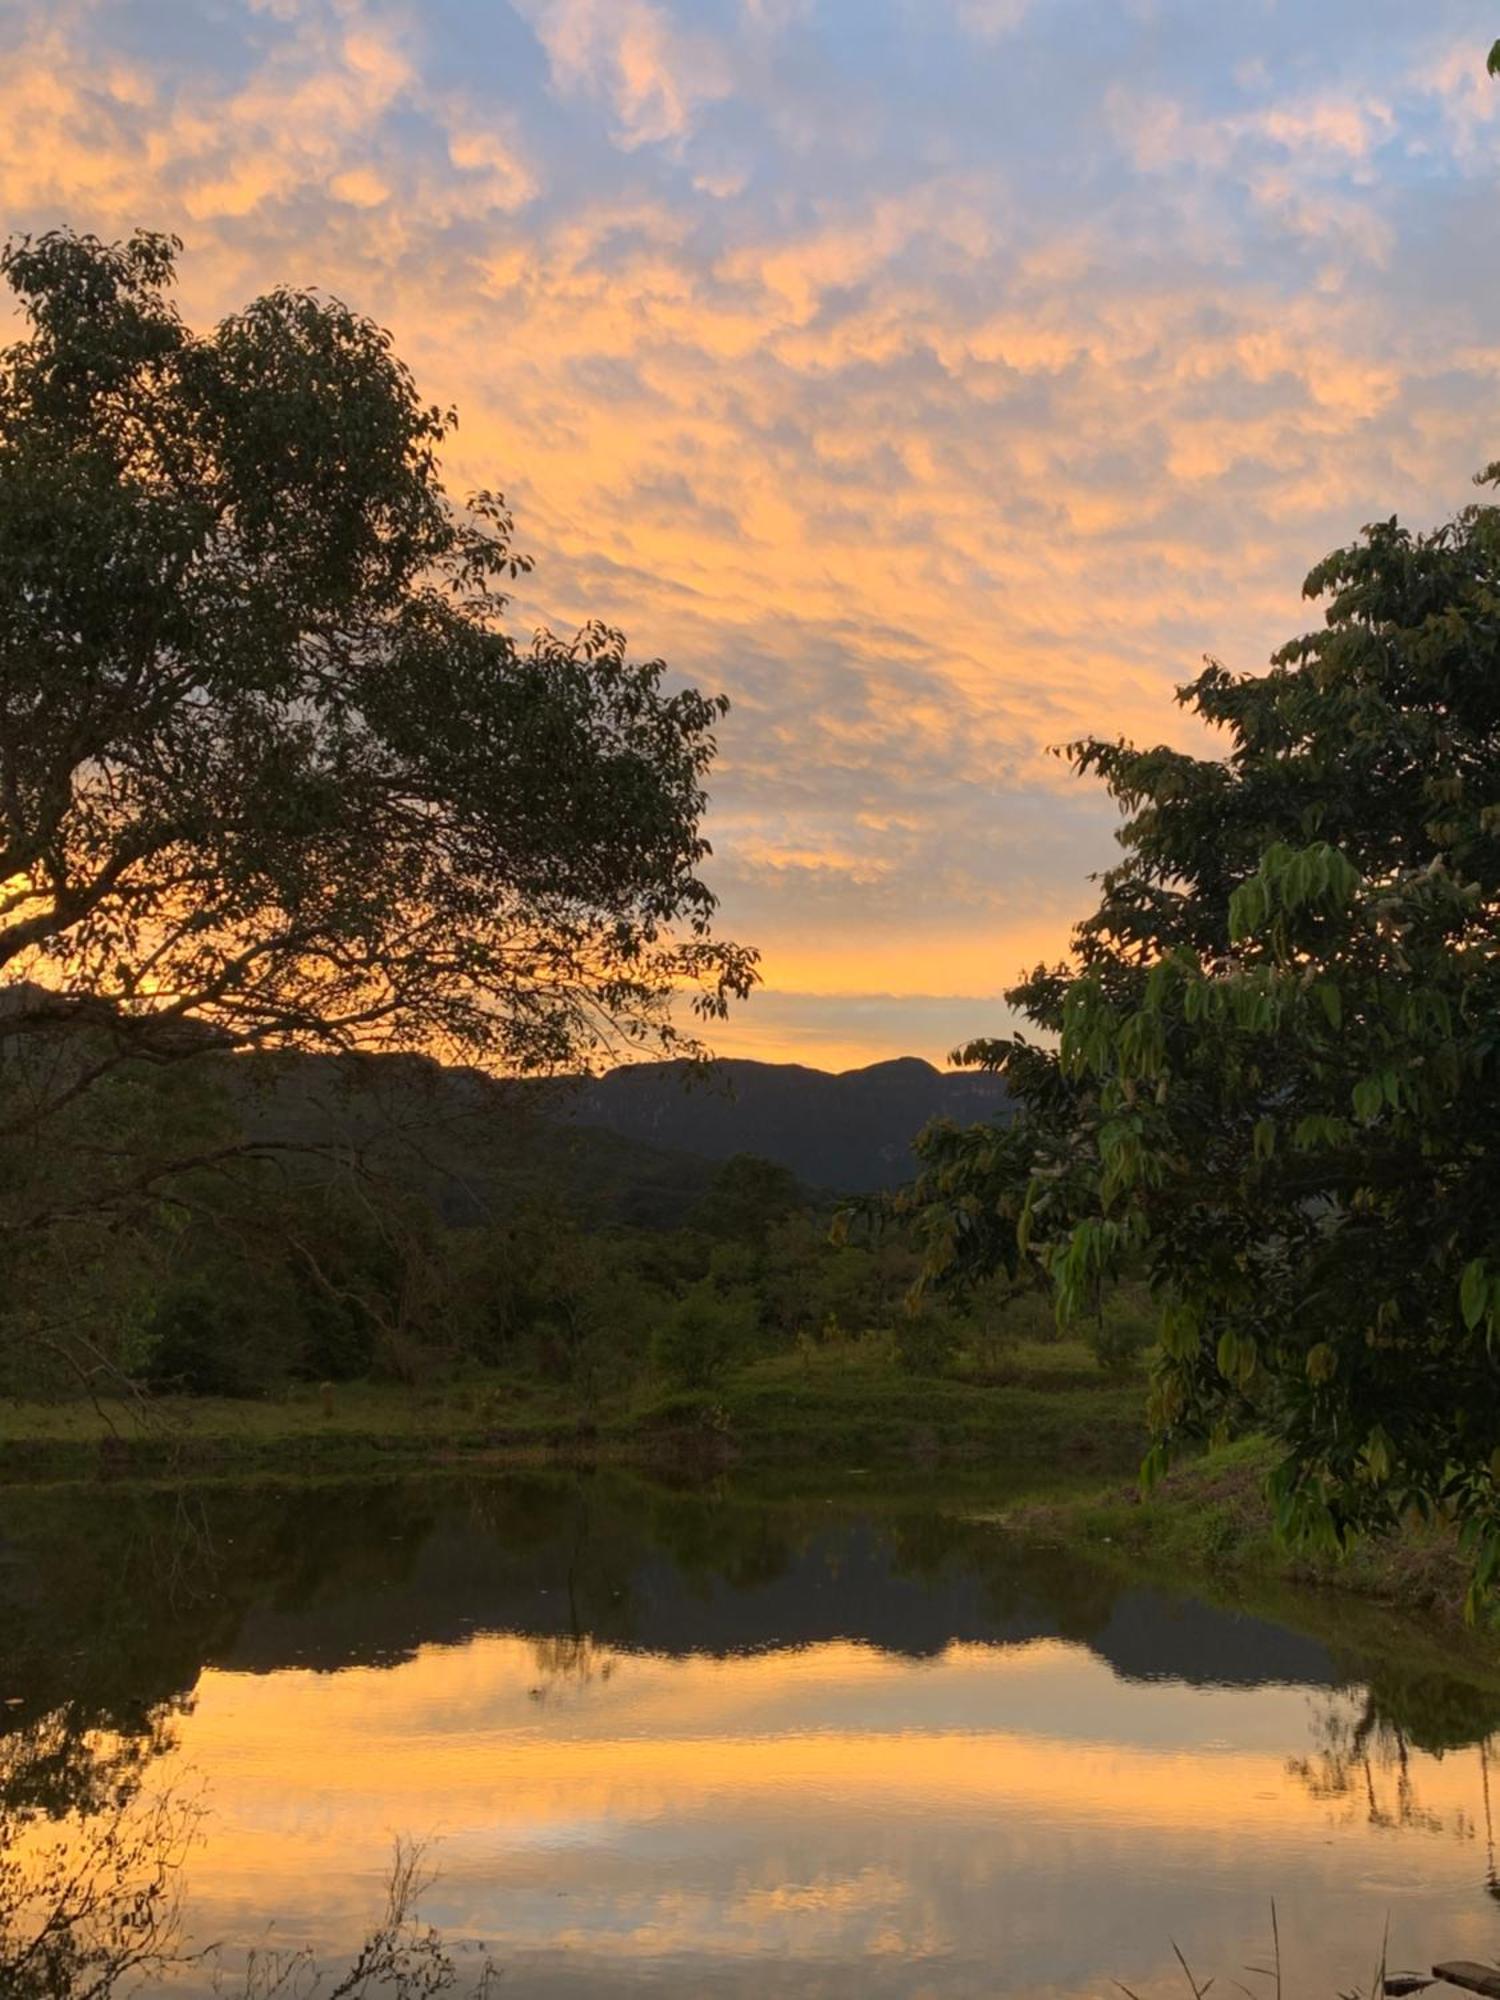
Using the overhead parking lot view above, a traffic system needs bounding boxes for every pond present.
[3,1471,1500,1997]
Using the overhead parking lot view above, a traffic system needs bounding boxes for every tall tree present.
[0,229,755,1088]
[910,483,1500,1603]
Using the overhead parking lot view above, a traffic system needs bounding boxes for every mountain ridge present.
[558,1052,1011,1194]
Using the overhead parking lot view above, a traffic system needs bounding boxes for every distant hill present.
[231,1050,1010,1215]
[224,1051,716,1231]
[559,1055,1011,1194]
[5,981,1013,1216]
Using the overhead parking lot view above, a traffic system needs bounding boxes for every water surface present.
[4,1472,1499,1996]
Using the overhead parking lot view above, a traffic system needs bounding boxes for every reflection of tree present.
[528,1633,617,1701]
[0,1478,444,1833]
[1287,1688,1487,1839]
[0,1804,497,2000]
[886,1512,1122,1646]
[644,1483,798,1597]
[0,1703,185,1826]
[0,1783,200,1998]
[1482,1737,1500,1904]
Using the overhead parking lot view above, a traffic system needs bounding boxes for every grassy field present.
[0,1334,1151,1483]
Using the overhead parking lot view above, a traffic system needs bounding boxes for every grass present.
[0,1334,1151,1485]
[1010,1432,1488,1640]
[4,1323,1491,1648]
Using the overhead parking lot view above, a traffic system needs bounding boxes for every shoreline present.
[0,1346,1147,1486]
[4,1361,1493,1647]
[998,1434,1484,1638]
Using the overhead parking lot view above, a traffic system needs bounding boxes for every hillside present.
[232,1050,1011,1218]
[5,984,1012,1219]
[558,1056,1011,1194]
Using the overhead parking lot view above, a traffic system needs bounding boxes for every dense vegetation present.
[910,481,1500,1603]
[0,225,766,1398]
[0,1026,1137,1409]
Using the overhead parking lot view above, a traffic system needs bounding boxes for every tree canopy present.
[0,228,755,1085]
[910,480,1500,1605]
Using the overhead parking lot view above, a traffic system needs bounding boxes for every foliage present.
[652,1279,757,1389]
[143,1278,270,1398]
[0,1786,200,1999]
[892,1304,962,1378]
[0,226,753,1205]
[0,1784,496,2000]
[686,1153,804,1244]
[910,482,1500,1596]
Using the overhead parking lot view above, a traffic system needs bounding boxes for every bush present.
[143,1279,278,1396]
[893,1305,961,1378]
[652,1282,756,1389]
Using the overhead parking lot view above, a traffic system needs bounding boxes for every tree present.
[687,1153,803,1245]
[0,228,754,1102]
[910,479,1500,1602]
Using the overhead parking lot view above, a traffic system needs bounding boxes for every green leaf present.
[1139,1443,1169,1495]
[1364,1426,1392,1485]
[1490,37,1500,77]
[1462,1258,1490,1332]
[1352,1076,1384,1122]
[1306,1342,1337,1384]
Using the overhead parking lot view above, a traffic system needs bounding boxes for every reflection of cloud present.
[7,0,1500,1061]
[147,1635,1500,1995]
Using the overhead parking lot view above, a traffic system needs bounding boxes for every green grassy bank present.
[1005,1434,1483,1634]
[0,1335,1150,1485]
[7,1341,1490,1643]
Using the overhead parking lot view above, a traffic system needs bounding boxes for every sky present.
[5,0,1500,1070]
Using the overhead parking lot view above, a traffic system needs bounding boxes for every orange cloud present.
[3,0,1497,1064]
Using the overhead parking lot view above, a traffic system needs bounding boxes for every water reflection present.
[2,1472,1500,1996]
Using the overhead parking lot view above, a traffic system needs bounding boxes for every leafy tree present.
[891,1302,961,1378]
[686,1153,804,1244]
[0,228,754,1120]
[911,481,1500,1601]
[652,1280,756,1389]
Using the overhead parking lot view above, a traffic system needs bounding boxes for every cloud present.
[4,0,1500,1064]
[513,0,733,149]
[951,0,1033,40]
[0,0,537,237]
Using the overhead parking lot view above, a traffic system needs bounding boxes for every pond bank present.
[5,1353,1489,1643]
[0,1340,1148,1485]
[1003,1433,1483,1636]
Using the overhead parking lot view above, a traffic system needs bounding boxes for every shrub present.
[143,1279,277,1397]
[652,1282,756,1389]
[893,1305,961,1377]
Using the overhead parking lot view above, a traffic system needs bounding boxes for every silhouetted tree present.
[0,228,754,1117]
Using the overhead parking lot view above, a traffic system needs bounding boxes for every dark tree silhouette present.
[0,230,754,1090]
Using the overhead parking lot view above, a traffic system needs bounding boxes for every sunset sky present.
[6,0,1500,1067]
